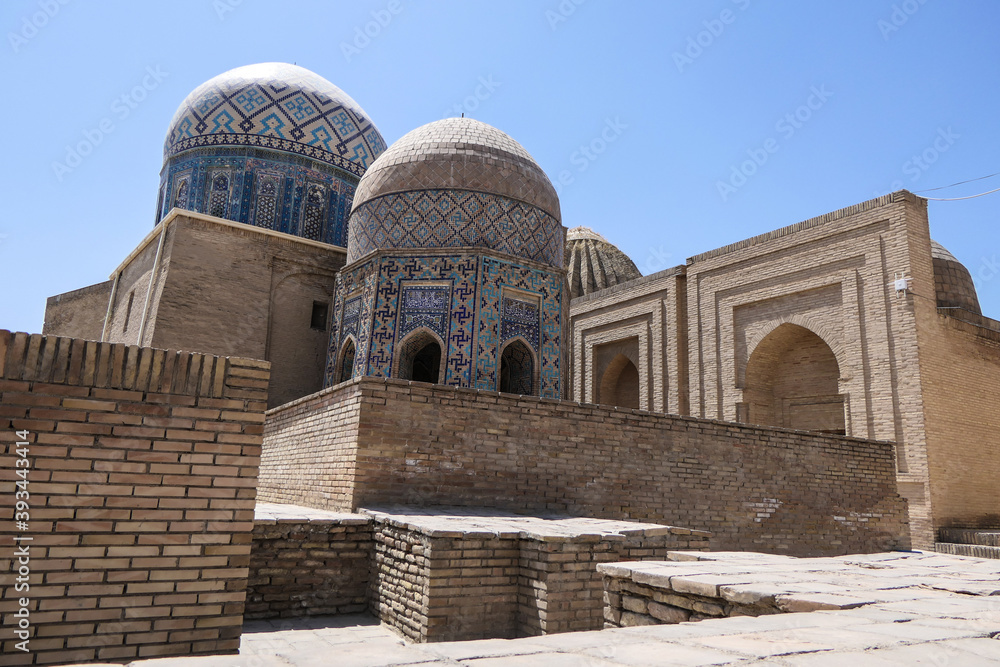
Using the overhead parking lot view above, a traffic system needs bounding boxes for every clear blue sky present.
[2,0,999,334]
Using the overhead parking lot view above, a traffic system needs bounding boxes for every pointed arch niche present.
[394,328,446,385]
[742,323,845,434]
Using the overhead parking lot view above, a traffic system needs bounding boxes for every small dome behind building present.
[565,227,642,299]
[931,240,981,315]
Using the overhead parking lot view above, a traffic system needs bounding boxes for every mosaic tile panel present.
[326,252,562,398]
[348,190,564,267]
[368,256,480,386]
[476,256,562,398]
[158,147,358,247]
[164,63,385,175]
[500,295,540,352]
[398,284,452,342]
[325,262,379,386]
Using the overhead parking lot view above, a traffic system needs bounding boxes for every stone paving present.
[359,505,710,541]
[59,551,1000,666]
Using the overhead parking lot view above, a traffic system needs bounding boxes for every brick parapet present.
[260,379,909,557]
[0,330,268,665]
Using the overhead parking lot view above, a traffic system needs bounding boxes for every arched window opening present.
[598,353,640,409]
[338,339,356,385]
[396,330,444,385]
[173,179,190,209]
[499,340,534,395]
[255,176,278,228]
[209,173,230,218]
[744,323,845,434]
[302,184,327,240]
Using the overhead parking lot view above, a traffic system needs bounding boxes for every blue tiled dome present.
[156,63,385,246]
[164,63,385,173]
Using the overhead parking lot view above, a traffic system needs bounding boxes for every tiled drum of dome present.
[347,190,563,267]
[367,255,480,386]
[324,253,562,398]
[476,257,561,398]
[159,148,357,245]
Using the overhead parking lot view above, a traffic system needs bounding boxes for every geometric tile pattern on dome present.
[164,63,385,176]
[325,252,562,398]
[158,147,357,246]
[352,117,560,221]
[348,190,564,267]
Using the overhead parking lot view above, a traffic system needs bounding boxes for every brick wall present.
[42,281,113,341]
[0,330,268,665]
[260,378,910,556]
[256,382,363,509]
[363,509,708,642]
[246,516,371,619]
[570,191,940,548]
[916,313,1000,532]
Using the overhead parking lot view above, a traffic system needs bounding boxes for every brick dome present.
[565,227,641,299]
[931,240,981,315]
[346,118,563,267]
[351,118,559,219]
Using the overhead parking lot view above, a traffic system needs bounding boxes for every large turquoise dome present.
[164,62,385,173]
[156,63,385,246]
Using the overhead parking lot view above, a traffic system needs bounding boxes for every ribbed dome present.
[163,63,385,175]
[352,117,559,219]
[931,240,981,314]
[565,227,642,299]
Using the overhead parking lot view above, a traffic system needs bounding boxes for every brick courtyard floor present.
[63,551,1000,666]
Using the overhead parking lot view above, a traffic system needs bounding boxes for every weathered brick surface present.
[569,191,999,549]
[246,519,371,619]
[0,330,268,665]
[260,378,909,556]
[363,510,707,642]
[916,312,1000,533]
[55,211,345,409]
[42,281,113,341]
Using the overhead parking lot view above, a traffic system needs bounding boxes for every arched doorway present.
[337,338,356,385]
[499,339,534,395]
[744,323,845,434]
[396,330,444,384]
[599,353,640,409]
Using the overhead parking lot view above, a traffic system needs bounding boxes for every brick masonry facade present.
[570,191,1000,548]
[0,331,268,665]
[259,377,910,556]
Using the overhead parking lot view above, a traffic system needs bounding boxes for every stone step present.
[938,528,1000,547]
[934,542,1000,560]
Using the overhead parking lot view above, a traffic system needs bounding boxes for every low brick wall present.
[246,512,371,619]
[364,508,709,642]
[260,378,910,556]
[0,331,268,665]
